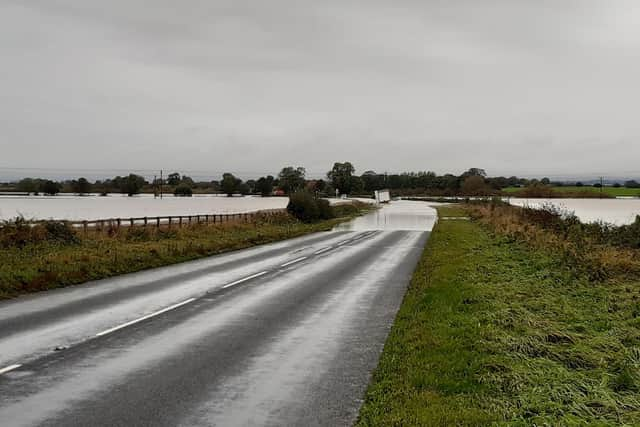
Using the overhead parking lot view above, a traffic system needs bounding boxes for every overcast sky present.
[1,0,640,180]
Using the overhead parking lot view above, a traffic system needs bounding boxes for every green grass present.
[0,214,356,299]
[503,186,640,197]
[357,206,640,426]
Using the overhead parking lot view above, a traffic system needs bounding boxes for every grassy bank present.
[357,205,640,426]
[0,209,364,300]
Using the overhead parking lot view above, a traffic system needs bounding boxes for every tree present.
[16,178,38,194]
[540,177,551,185]
[255,175,275,197]
[461,168,487,178]
[361,171,385,192]
[237,182,251,195]
[167,172,181,186]
[461,175,489,195]
[174,184,193,197]
[71,177,91,195]
[180,175,195,187]
[327,162,356,195]
[221,173,241,196]
[41,180,61,196]
[278,166,306,195]
[625,180,640,189]
[114,174,146,196]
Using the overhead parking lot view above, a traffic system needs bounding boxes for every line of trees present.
[5,164,640,197]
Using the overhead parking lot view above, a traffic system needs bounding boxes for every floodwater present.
[0,194,288,221]
[334,200,438,231]
[508,198,640,225]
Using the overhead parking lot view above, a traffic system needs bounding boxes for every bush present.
[174,185,193,197]
[43,221,79,245]
[0,218,78,247]
[317,198,334,220]
[286,191,339,222]
[287,191,320,222]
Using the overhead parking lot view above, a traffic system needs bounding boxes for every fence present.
[9,209,288,233]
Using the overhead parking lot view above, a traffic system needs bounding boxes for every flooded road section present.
[334,200,438,231]
[0,201,433,427]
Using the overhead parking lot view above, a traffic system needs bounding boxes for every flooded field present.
[0,194,289,221]
[508,198,640,225]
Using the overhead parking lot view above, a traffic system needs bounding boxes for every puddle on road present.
[333,201,439,232]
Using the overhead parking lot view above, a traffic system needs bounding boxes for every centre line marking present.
[314,247,332,255]
[0,364,21,375]
[280,256,307,267]
[223,271,269,289]
[95,298,196,337]
[336,240,351,246]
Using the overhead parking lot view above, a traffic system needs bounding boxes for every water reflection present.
[334,201,438,231]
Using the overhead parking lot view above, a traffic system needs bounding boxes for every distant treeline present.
[2,163,639,197]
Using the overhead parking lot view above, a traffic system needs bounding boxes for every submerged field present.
[503,185,640,198]
[358,205,640,426]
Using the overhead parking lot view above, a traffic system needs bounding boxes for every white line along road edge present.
[0,364,22,375]
[222,271,269,289]
[96,298,197,337]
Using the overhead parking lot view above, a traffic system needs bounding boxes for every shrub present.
[43,221,79,245]
[317,198,334,220]
[0,218,78,247]
[174,185,193,197]
[287,191,321,222]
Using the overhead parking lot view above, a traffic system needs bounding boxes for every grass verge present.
[0,211,364,300]
[357,205,640,426]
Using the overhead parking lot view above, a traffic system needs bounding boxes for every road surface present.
[0,201,437,426]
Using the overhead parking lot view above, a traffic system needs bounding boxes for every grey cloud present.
[1,0,639,179]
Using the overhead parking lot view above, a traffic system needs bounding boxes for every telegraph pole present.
[160,170,163,199]
[600,176,604,199]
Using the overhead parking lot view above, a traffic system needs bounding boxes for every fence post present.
[168,217,172,228]
[117,218,121,230]
[83,220,88,235]
[130,218,134,227]
[144,217,148,227]
[156,217,160,228]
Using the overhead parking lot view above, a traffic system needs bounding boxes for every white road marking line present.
[95,298,196,337]
[314,247,332,255]
[0,364,22,375]
[280,256,308,267]
[222,271,269,289]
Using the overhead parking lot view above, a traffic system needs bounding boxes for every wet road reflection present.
[0,200,435,426]
[334,200,438,231]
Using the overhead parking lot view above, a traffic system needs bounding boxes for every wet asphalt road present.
[0,201,436,426]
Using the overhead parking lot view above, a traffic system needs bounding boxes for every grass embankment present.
[358,205,640,426]
[0,206,367,300]
[503,186,640,198]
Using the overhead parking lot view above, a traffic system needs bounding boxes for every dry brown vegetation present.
[0,209,365,299]
[466,201,640,280]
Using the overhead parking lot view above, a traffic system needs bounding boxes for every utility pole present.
[154,175,157,198]
[600,176,604,199]
[160,170,163,199]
